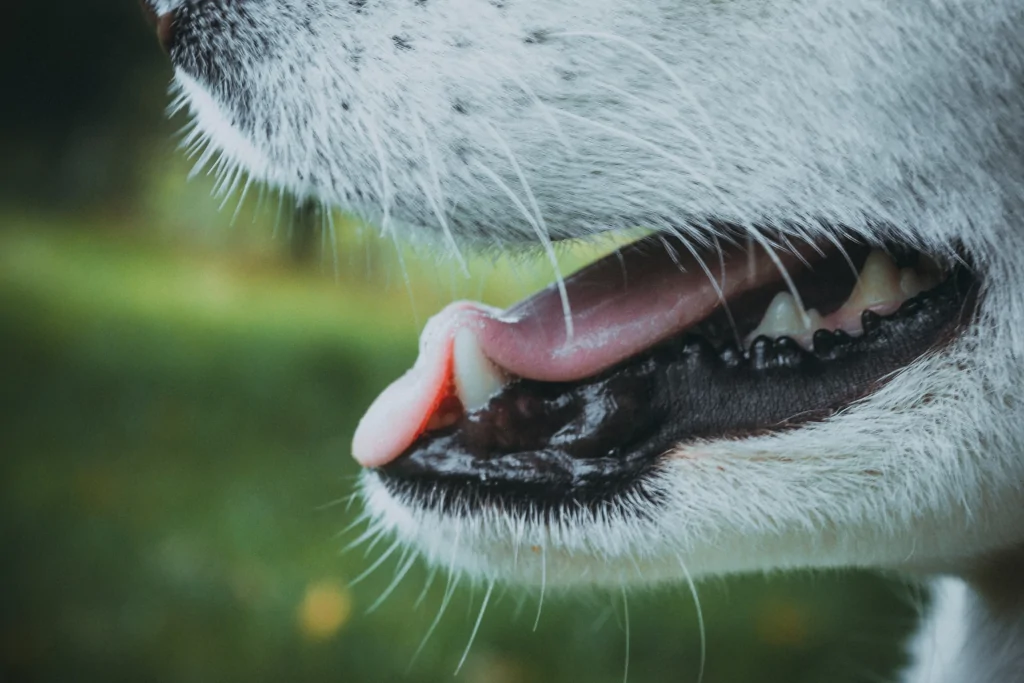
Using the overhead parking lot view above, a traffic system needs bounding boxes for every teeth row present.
[746,249,938,350]
[448,249,941,417]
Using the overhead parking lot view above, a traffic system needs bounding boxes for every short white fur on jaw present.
[163,0,1024,679]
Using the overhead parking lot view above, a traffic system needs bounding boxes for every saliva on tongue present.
[352,238,811,468]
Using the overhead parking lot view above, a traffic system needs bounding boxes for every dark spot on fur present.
[341,101,351,111]
[350,0,367,11]
[502,83,531,108]
[392,35,413,51]
[348,45,364,71]
[557,69,577,82]
[452,100,469,115]
[524,30,549,44]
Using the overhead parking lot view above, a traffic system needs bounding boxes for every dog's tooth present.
[803,308,825,330]
[844,250,902,310]
[747,292,821,344]
[453,327,507,413]
[899,267,938,298]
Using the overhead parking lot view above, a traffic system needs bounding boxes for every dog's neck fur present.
[905,548,1024,683]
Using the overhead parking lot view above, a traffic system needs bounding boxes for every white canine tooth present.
[453,328,507,413]
[748,292,819,342]
[845,250,902,310]
[803,308,826,331]
[899,267,937,298]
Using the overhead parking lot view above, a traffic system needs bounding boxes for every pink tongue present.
[353,239,803,467]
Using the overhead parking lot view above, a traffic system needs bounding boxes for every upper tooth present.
[453,328,507,412]
[844,250,902,310]
[899,267,937,298]
[747,292,822,342]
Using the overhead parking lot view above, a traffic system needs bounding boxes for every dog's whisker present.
[482,122,575,341]
[676,555,707,683]
[455,579,495,675]
[349,538,402,587]
[366,550,418,614]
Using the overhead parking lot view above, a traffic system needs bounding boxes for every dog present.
[143,1,1024,680]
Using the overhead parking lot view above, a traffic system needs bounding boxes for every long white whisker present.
[550,31,723,158]
[367,550,418,613]
[409,522,463,669]
[587,78,718,173]
[512,516,525,570]
[677,555,707,683]
[483,123,574,340]
[746,224,809,323]
[415,567,438,609]
[455,580,495,675]
[549,107,735,217]
[325,205,340,279]
[621,586,631,683]
[412,114,469,275]
[660,227,741,348]
[533,542,547,631]
[363,522,392,556]
[218,165,246,209]
[230,175,255,226]
[472,155,575,341]
[342,520,384,553]
[496,65,575,157]
[317,491,361,514]
[333,510,371,540]
[271,187,287,239]
[349,538,402,587]
[821,227,860,280]
[409,572,461,670]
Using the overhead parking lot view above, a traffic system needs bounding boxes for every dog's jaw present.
[161,0,1024,587]
[359,319,1024,587]
[153,0,1024,678]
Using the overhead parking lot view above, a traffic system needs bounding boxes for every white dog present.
[144,1,1024,680]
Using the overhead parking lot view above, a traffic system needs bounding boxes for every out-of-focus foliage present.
[2,2,171,210]
[1,3,920,682]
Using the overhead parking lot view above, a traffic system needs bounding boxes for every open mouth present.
[357,225,977,513]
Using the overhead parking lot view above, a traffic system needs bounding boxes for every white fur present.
[157,0,1024,679]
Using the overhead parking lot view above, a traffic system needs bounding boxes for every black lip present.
[377,264,977,515]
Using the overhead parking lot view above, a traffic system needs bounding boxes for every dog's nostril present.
[139,1,178,54]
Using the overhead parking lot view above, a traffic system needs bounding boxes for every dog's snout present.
[140,1,178,54]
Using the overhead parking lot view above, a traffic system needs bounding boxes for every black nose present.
[140,1,178,53]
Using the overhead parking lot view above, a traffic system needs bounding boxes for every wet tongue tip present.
[351,302,508,468]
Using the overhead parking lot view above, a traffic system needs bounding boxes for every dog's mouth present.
[357,226,976,512]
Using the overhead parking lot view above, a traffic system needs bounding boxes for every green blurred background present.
[1,3,924,682]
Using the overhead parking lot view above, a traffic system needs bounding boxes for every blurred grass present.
[0,214,922,683]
